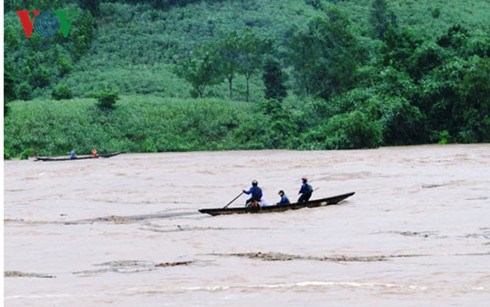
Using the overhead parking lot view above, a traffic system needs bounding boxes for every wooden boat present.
[199,192,355,216]
[35,152,123,162]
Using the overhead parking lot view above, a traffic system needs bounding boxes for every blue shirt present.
[277,195,290,205]
[244,186,263,201]
[299,183,312,194]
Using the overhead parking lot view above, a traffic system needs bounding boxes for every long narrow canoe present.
[35,152,123,162]
[199,192,355,216]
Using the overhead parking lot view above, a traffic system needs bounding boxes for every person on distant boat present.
[298,176,313,203]
[243,180,263,207]
[277,190,290,205]
[91,148,98,157]
[69,149,76,159]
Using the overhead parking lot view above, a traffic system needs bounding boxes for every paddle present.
[223,192,244,209]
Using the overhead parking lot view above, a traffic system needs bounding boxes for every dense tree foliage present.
[79,0,100,16]
[4,5,96,102]
[263,58,287,102]
[211,31,241,99]
[3,0,490,156]
[370,0,397,41]
[236,30,270,102]
[105,0,209,10]
[288,6,367,99]
[175,48,223,98]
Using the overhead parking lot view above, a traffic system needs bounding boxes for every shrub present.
[431,7,441,19]
[20,148,35,160]
[263,59,288,101]
[17,82,33,100]
[4,148,11,160]
[96,89,119,110]
[437,130,451,144]
[259,99,296,148]
[141,138,158,152]
[303,111,383,149]
[373,95,425,145]
[52,83,73,100]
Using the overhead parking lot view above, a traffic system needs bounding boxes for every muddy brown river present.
[4,145,490,306]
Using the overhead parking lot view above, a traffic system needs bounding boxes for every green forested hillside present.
[4,0,490,157]
[53,1,321,99]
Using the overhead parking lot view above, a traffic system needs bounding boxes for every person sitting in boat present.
[243,180,263,207]
[277,190,290,205]
[69,149,76,159]
[91,148,98,157]
[298,176,313,203]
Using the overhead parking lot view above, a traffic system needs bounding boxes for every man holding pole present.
[243,180,263,207]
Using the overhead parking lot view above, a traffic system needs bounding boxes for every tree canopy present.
[3,0,489,156]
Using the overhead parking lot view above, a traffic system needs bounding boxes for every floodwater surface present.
[4,145,490,306]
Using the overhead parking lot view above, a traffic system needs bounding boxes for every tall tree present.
[176,50,222,98]
[208,30,269,101]
[263,58,287,101]
[288,26,315,96]
[237,29,269,102]
[289,7,366,99]
[213,31,241,100]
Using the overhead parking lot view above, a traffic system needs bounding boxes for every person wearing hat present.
[243,180,263,207]
[298,176,313,203]
[276,190,290,205]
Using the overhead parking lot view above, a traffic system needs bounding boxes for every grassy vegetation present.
[3,0,489,157]
[61,0,315,100]
[336,0,489,38]
[5,89,455,157]
[4,96,278,157]
[7,0,488,99]
[64,1,490,99]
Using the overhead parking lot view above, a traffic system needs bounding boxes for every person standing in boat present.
[243,180,263,207]
[277,190,290,205]
[298,176,313,202]
[91,148,98,157]
[69,148,76,159]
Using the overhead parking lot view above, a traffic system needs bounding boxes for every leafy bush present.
[20,148,35,160]
[437,130,451,144]
[141,138,158,152]
[373,95,425,145]
[263,59,288,101]
[259,99,296,148]
[4,148,11,160]
[52,83,73,100]
[95,89,119,110]
[302,111,383,149]
[17,82,33,101]
[431,7,441,19]
[3,97,275,156]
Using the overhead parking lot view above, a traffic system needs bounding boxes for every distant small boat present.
[35,152,123,162]
[199,192,355,216]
